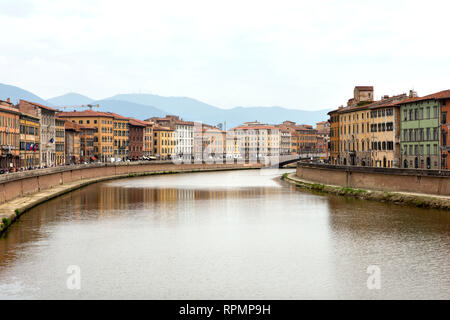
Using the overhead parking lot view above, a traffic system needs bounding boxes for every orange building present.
[56,110,114,162]
[328,108,341,164]
[0,99,20,171]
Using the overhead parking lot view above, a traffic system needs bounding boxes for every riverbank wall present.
[296,162,450,196]
[291,162,450,209]
[0,161,263,235]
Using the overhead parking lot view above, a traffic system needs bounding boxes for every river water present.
[0,169,449,299]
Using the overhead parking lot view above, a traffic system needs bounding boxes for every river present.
[0,169,449,299]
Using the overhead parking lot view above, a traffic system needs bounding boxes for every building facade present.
[328,108,341,164]
[108,112,129,161]
[80,126,95,163]
[399,98,440,169]
[64,120,81,165]
[55,118,65,166]
[129,118,145,160]
[0,99,20,170]
[153,125,175,159]
[56,110,115,162]
[19,112,40,168]
[18,100,57,168]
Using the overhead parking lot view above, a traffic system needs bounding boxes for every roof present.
[56,109,114,118]
[104,112,129,120]
[63,120,82,132]
[355,86,374,91]
[0,103,20,115]
[230,125,279,131]
[128,118,147,127]
[153,124,173,131]
[397,89,450,104]
[19,99,58,112]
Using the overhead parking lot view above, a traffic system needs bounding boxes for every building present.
[278,121,318,154]
[64,120,81,165]
[18,100,58,168]
[147,115,194,160]
[0,99,20,170]
[19,111,40,169]
[336,93,408,167]
[280,128,292,155]
[338,103,372,166]
[107,112,129,161]
[399,90,450,170]
[350,86,374,106]
[56,110,115,162]
[316,121,330,158]
[143,121,154,157]
[328,108,341,164]
[439,91,450,169]
[153,125,175,159]
[225,132,241,160]
[202,126,226,159]
[79,126,95,163]
[55,118,65,166]
[369,94,408,168]
[128,118,146,160]
[230,122,280,160]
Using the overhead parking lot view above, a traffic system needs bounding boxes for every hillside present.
[47,93,94,106]
[0,83,48,105]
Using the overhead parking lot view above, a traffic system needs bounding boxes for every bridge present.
[264,153,328,168]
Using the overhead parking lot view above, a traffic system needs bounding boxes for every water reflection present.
[0,170,448,299]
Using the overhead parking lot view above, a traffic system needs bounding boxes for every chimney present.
[382,95,390,100]
[409,90,418,98]
[6,98,10,103]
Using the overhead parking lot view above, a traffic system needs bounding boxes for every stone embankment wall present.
[296,162,450,196]
[0,161,261,205]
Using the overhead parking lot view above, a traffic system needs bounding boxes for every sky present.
[1,0,450,110]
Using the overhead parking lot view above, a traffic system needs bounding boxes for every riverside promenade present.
[0,161,263,235]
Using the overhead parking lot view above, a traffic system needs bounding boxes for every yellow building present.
[19,112,40,168]
[153,125,175,159]
[56,110,115,162]
[107,112,129,160]
[369,95,407,168]
[226,132,241,160]
[55,118,65,166]
[338,104,372,166]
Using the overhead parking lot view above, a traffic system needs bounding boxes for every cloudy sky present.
[1,0,449,110]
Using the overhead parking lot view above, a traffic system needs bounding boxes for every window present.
[442,112,447,124]
[426,107,430,119]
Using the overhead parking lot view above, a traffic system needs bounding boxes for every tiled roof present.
[63,120,82,131]
[399,89,450,103]
[19,99,58,112]
[128,118,148,127]
[104,112,129,120]
[153,124,173,131]
[230,125,279,130]
[56,109,114,118]
[355,86,374,91]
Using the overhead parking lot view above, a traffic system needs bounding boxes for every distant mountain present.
[0,83,330,127]
[106,93,330,128]
[93,99,165,119]
[47,92,93,106]
[0,83,48,105]
[223,106,330,129]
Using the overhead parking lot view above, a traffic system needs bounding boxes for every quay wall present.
[296,162,450,196]
[0,161,262,205]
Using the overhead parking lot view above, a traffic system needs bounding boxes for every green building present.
[399,97,440,169]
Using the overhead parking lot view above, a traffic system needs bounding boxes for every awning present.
[90,156,97,161]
